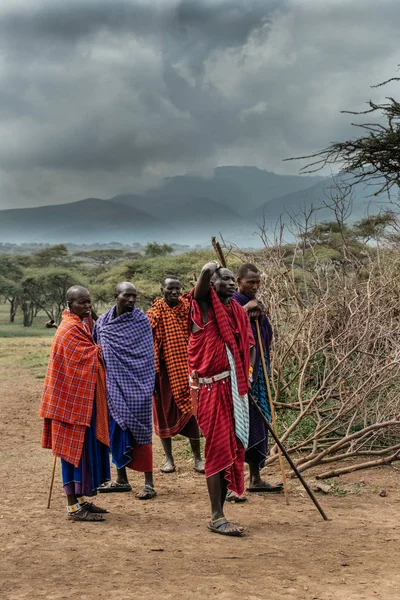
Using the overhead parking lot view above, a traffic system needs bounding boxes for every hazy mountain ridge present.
[0,167,388,246]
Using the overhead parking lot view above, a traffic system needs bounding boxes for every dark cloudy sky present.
[0,0,399,209]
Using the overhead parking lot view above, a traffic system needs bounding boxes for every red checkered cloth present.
[40,310,109,467]
[146,296,191,414]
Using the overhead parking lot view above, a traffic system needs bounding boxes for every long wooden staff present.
[47,455,57,509]
[249,391,329,521]
[255,320,289,505]
[211,236,227,267]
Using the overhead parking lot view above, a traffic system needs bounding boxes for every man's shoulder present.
[96,307,114,326]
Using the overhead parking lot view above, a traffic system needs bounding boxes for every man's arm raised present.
[194,261,220,302]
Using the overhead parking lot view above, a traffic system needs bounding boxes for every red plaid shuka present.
[187,288,253,496]
[146,296,191,414]
[39,310,109,467]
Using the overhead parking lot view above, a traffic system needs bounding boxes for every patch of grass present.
[322,478,374,496]
[21,348,51,378]
[173,435,205,460]
[0,303,55,338]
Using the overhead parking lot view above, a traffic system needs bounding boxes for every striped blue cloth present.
[226,345,249,449]
[94,306,155,445]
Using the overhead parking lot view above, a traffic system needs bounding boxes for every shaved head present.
[115,281,137,296]
[66,285,91,319]
[114,281,137,316]
[211,267,234,283]
[66,285,90,302]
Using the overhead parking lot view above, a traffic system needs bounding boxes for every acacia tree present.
[21,268,82,325]
[0,255,23,322]
[31,244,70,268]
[77,249,127,267]
[288,72,400,195]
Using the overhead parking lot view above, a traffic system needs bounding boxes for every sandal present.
[68,507,106,522]
[160,463,176,474]
[82,501,109,514]
[208,518,246,537]
[136,485,157,500]
[247,481,284,493]
[226,490,248,503]
[98,481,132,493]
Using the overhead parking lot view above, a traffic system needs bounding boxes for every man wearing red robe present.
[188,262,255,536]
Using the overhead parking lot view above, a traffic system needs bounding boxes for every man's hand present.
[45,320,58,329]
[201,261,220,276]
[194,261,220,302]
[243,298,265,321]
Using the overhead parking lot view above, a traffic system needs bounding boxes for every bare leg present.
[160,438,176,472]
[144,471,154,488]
[248,459,283,492]
[249,461,262,487]
[116,466,129,485]
[206,472,225,522]
[66,493,78,506]
[206,471,245,535]
[137,471,157,500]
[190,438,205,473]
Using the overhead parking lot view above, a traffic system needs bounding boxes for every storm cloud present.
[0,0,399,208]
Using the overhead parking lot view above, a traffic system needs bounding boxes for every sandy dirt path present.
[1,338,399,600]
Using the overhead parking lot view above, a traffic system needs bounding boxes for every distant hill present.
[140,166,324,216]
[249,179,391,227]
[0,167,390,246]
[0,198,169,244]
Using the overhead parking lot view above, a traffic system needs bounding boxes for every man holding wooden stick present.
[230,263,284,501]
[188,261,255,536]
[39,285,110,521]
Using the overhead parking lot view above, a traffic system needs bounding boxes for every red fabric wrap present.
[187,289,253,496]
[127,441,153,473]
[39,310,109,466]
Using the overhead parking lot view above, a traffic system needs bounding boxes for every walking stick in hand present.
[254,321,329,521]
[255,320,289,505]
[47,455,57,509]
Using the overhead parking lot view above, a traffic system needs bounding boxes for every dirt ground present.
[1,338,400,600]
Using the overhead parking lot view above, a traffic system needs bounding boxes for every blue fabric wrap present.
[93,306,155,445]
[61,403,110,495]
[232,291,272,382]
[108,417,135,469]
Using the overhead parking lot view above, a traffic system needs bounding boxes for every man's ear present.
[160,286,163,294]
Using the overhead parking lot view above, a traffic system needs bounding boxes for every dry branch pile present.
[232,217,400,479]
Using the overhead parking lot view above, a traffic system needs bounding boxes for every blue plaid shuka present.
[94,306,155,446]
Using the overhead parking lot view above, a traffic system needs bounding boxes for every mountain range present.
[0,166,390,246]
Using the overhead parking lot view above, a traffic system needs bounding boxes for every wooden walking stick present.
[249,392,329,521]
[255,320,290,505]
[47,455,57,509]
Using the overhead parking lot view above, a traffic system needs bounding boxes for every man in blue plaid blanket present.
[94,281,157,500]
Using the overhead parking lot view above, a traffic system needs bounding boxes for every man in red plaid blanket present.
[39,285,110,522]
[147,276,204,474]
[188,262,255,536]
